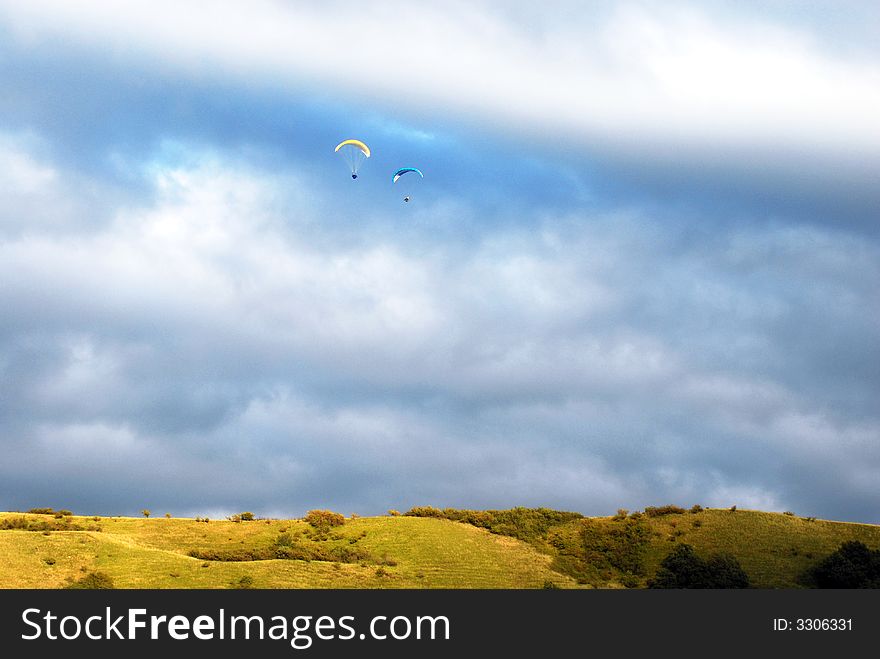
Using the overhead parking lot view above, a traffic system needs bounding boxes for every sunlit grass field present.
[2,508,878,589]
[0,513,573,589]
[639,509,880,588]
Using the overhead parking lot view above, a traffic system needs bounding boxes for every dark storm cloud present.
[0,2,878,522]
[1,156,877,520]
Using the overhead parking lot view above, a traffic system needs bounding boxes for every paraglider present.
[334,139,370,179]
[392,167,423,202]
[332,136,426,203]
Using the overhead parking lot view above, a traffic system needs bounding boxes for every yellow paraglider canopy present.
[334,139,370,158]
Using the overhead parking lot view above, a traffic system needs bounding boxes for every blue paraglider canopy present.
[392,167,423,183]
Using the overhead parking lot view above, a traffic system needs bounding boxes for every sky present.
[0,1,878,522]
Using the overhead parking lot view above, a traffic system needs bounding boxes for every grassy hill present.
[1,507,879,589]
[0,512,571,589]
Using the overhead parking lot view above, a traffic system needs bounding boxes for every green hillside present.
[0,512,571,589]
[1,507,878,589]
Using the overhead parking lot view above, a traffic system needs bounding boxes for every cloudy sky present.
[1,1,878,522]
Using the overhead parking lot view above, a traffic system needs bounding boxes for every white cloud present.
[0,135,56,192]
[1,141,878,519]
[0,131,127,237]
[1,0,878,170]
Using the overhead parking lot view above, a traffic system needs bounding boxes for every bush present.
[230,575,255,589]
[809,541,880,588]
[0,517,30,530]
[689,505,703,514]
[379,553,398,566]
[580,516,651,576]
[542,580,560,589]
[304,510,345,530]
[189,542,374,565]
[387,510,401,517]
[404,506,445,518]
[65,571,115,589]
[620,572,641,588]
[239,512,255,521]
[0,516,92,532]
[613,509,628,521]
[649,544,749,588]
[405,507,583,544]
[189,548,265,562]
[644,505,687,517]
[483,508,578,542]
[27,508,56,515]
[783,511,795,516]
[142,510,151,518]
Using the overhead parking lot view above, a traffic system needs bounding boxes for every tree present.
[649,544,749,588]
[142,509,151,518]
[705,554,750,588]
[811,541,880,588]
[650,544,706,588]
